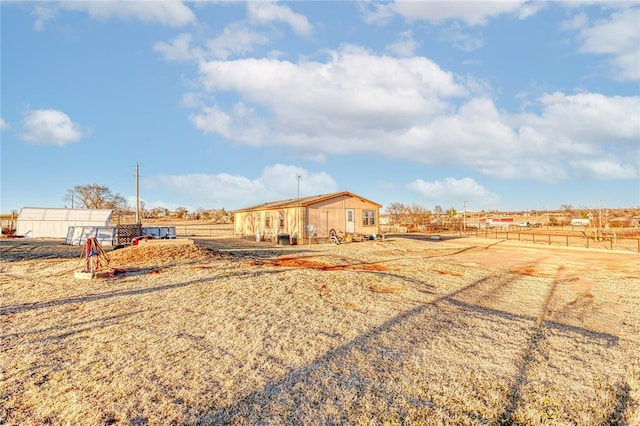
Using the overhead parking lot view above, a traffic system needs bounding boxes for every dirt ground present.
[1,235,639,425]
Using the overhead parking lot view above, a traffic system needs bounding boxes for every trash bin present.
[278,233,290,245]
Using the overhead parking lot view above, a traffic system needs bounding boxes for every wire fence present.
[457,228,640,253]
[170,223,639,253]
[174,223,234,238]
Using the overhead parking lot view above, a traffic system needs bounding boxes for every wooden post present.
[566,235,569,247]
[548,234,551,245]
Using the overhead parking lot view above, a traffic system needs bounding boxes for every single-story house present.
[233,191,382,244]
[16,207,113,239]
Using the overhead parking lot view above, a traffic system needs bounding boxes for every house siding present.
[233,192,380,244]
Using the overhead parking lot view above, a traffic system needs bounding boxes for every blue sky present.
[1,1,639,214]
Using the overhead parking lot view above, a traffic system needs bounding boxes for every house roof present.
[234,191,382,213]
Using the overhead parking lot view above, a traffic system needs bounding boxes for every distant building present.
[233,191,381,244]
[571,218,591,226]
[16,207,113,239]
[470,217,514,229]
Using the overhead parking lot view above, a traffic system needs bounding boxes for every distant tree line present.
[384,202,460,230]
[63,184,231,223]
[61,184,637,228]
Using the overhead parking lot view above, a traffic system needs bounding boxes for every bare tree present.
[63,184,129,210]
[433,205,443,223]
[406,203,431,228]
[175,207,188,219]
[385,202,406,225]
[212,207,230,223]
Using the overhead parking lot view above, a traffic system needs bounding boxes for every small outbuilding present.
[16,207,113,239]
[233,191,381,244]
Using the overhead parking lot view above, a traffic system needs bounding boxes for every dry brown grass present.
[1,236,639,425]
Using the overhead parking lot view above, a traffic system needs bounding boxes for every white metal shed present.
[16,208,113,239]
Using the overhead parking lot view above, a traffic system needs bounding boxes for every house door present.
[345,209,355,233]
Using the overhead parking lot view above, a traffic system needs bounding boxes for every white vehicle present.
[518,221,531,228]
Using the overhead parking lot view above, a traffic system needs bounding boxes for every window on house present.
[363,210,376,226]
[265,212,271,227]
[279,211,284,228]
[256,212,261,221]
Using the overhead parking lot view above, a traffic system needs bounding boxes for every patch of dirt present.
[247,256,387,271]
[434,269,463,276]
[108,244,221,267]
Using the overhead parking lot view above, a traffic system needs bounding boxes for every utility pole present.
[463,200,467,232]
[136,163,140,224]
[599,200,602,234]
[296,174,302,243]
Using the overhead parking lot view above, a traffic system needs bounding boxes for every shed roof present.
[18,207,113,223]
[235,191,382,213]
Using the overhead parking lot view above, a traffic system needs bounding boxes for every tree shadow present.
[191,271,622,424]
[0,268,289,315]
[1,310,148,341]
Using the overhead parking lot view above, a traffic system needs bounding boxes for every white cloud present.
[154,33,203,62]
[561,12,588,31]
[190,103,271,147]
[155,24,270,62]
[569,6,640,80]
[32,5,56,31]
[247,1,313,36]
[512,92,640,167]
[19,109,87,146]
[385,31,419,57]
[205,23,271,60]
[391,0,536,26]
[143,164,338,210]
[0,118,10,131]
[439,25,485,52]
[359,2,397,25]
[189,48,638,183]
[407,177,500,208]
[59,0,196,27]
[196,47,467,138]
[569,159,638,179]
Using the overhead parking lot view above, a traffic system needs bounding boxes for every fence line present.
[174,224,234,238]
[168,223,639,252]
[458,229,640,253]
